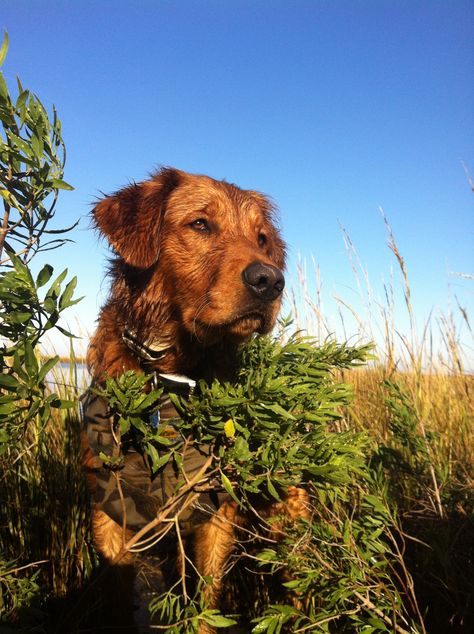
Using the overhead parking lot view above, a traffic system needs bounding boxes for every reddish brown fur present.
[86,167,307,632]
[88,168,285,380]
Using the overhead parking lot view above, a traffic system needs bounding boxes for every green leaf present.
[364,494,388,515]
[8,311,32,324]
[221,473,239,504]
[30,134,43,159]
[54,323,78,338]
[151,450,171,471]
[266,475,280,501]
[51,178,74,191]
[25,399,41,420]
[0,72,8,100]
[11,353,29,382]
[0,31,8,68]
[0,373,20,390]
[0,427,11,443]
[0,188,19,208]
[6,131,33,158]
[43,297,57,314]
[138,390,163,410]
[59,276,77,309]
[36,264,54,287]
[9,251,34,286]
[55,398,74,409]
[99,452,123,468]
[262,402,296,420]
[46,268,68,298]
[119,415,130,435]
[233,436,251,461]
[24,341,39,377]
[16,88,29,112]
[201,611,237,628]
[252,617,275,633]
[145,444,170,473]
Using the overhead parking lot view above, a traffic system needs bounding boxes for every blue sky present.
[2,1,473,360]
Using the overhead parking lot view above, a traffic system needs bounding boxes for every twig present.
[111,455,214,565]
[114,471,128,548]
[353,590,413,634]
[0,160,13,260]
[128,521,175,553]
[0,559,49,576]
[174,516,188,601]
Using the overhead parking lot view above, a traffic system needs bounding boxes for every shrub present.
[0,32,88,623]
[98,329,422,632]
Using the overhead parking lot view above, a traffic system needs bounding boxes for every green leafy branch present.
[0,31,75,263]
[97,333,421,631]
[0,32,85,621]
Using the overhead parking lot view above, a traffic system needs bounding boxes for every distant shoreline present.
[42,356,87,365]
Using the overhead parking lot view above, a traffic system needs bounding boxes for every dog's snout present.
[242,262,285,302]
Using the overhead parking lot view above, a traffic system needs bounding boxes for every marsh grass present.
[1,219,472,632]
[0,338,95,628]
[286,215,474,631]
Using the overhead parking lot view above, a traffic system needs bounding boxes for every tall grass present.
[286,215,474,632]
[0,342,93,628]
[1,219,472,631]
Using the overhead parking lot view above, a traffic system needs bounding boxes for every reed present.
[285,216,473,632]
[0,379,95,625]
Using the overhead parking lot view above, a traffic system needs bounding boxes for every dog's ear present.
[92,168,181,268]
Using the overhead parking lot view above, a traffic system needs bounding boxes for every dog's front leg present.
[92,507,138,632]
[192,500,238,634]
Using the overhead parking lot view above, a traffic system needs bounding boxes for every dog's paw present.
[264,486,310,538]
[285,486,311,521]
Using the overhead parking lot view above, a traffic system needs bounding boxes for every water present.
[47,361,90,394]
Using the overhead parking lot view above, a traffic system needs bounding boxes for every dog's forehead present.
[166,175,269,225]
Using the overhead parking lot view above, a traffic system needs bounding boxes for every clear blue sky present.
[2,1,473,361]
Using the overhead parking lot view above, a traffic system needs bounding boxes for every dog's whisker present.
[191,295,212,340]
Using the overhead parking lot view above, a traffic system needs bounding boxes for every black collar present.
[122,328,174,362]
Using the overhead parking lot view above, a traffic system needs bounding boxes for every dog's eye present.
[258,233,267,247]
[190,218,210,232]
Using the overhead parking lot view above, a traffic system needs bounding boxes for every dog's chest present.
[80,377,224,536]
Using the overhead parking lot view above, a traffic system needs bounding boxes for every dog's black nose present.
[242,262,285,302]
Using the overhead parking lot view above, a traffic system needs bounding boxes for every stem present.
[0,198,10,259]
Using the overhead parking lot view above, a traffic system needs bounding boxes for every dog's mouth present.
[227,312,266,336]
[192,310,267,343]
[227,310,265,327]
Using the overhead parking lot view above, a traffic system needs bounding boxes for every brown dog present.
[84,167,307,632]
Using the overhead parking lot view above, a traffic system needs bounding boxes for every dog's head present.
[93,167,286,346]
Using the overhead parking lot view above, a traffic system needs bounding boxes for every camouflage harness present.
[81,346,226,535]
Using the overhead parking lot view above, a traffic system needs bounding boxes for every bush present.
[98,330,422,632]
[0,32,88,624]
